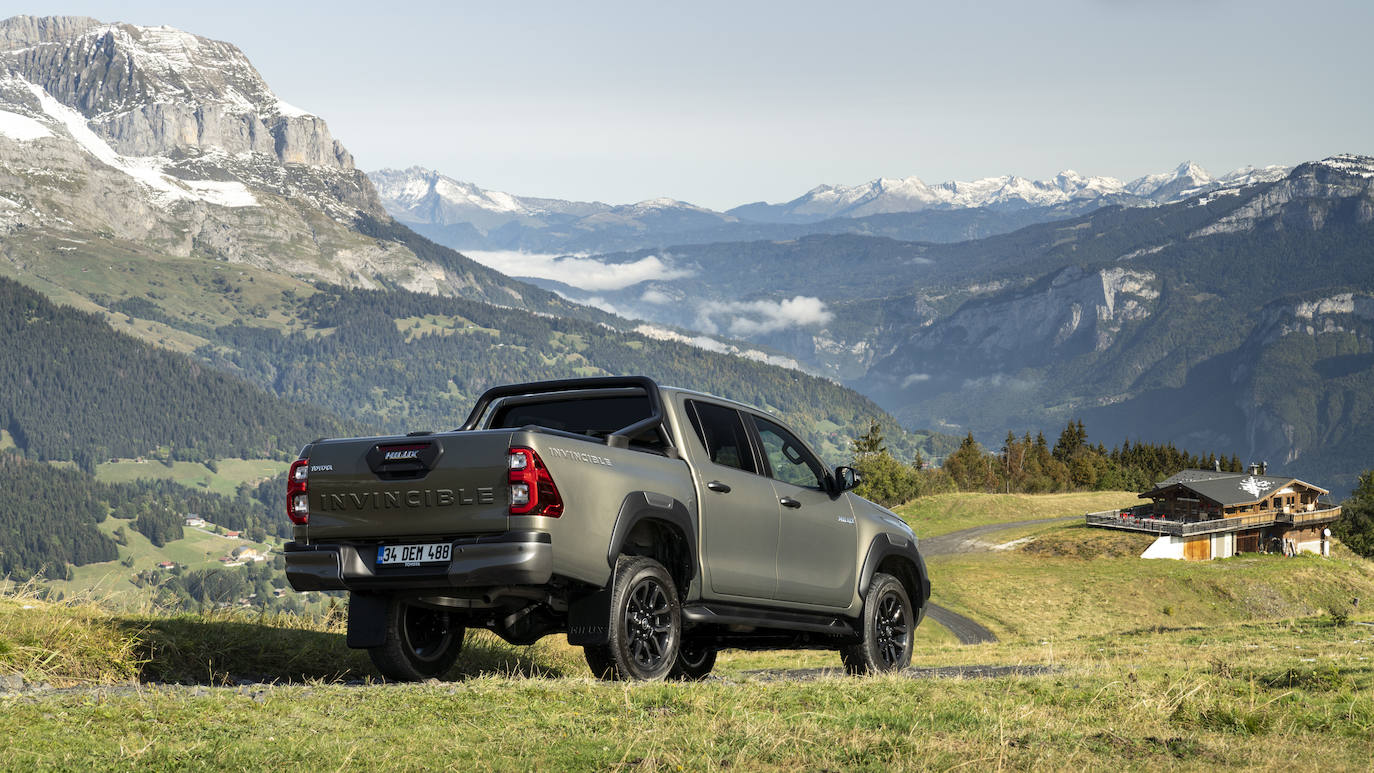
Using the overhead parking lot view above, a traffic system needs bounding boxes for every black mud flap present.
[566,588,612,646]
[346,593,388,649]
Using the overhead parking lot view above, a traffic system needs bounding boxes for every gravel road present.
[917,515,1079,644]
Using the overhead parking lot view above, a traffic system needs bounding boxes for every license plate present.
[377,542,452,567]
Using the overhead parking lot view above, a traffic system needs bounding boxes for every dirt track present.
[924,603,997,644]
[918,516,1079,644]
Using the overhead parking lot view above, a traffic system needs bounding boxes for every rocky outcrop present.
[1191,156,1374,238]
[0,16,351,169]
[873,266,1159,378]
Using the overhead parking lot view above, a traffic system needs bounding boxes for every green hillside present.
[0,271,948,583]
[0,454,285,584]
[0,277,355,466]
[195,285,940,462]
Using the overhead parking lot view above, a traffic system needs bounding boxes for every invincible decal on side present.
[318,487,495,511]
[548,447,614,466]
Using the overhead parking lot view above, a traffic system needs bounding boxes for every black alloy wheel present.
[624,575,673,670]
[840,572,914,675]
[368,598,465,681]
[403,604,457,664]
[873,591,910,668]
[588,555,681,681]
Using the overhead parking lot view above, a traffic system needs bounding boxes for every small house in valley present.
[1085,466,1342,560]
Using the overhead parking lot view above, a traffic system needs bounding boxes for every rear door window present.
[686,400,757,474]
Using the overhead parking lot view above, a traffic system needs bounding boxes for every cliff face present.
[0,16,351,169]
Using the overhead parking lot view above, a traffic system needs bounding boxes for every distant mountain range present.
[368,162,1291,253]
[510,155,1374,495]
[728,161,1290,222]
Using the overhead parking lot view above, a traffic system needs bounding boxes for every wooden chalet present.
[1085,466,1342,560]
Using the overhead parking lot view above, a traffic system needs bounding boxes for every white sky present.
[27,0,1374,210]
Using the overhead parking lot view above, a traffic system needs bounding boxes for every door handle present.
[779,496,801,509]
[706,480,731,494]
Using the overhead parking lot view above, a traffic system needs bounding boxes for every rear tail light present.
[508,447,562,517]
[287,459,310,524]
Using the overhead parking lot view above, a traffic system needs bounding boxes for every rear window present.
[489,395,666,449]
[685,400,757,474]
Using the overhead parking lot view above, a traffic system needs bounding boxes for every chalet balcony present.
[1276,506,1342,526]
[1085,505,1342,537]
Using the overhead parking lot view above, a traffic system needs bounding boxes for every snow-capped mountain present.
[2,15,347,169]
[372,161,1294,254]
[369,166,611,232]
[0,15,576,312]
[368,166,738,253]
[731,161,1293,223]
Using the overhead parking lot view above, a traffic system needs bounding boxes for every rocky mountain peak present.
[1172,160,1212,184]
[0,15,103,48]
[0,14,350,169]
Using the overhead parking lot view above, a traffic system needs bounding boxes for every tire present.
[590,555,682,681]
[669,639,717,680]
[840,572,913,675]
[368,597,465,681]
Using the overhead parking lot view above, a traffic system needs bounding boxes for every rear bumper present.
[284,530,553,592]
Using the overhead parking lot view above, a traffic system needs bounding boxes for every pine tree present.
[851,420,886,456]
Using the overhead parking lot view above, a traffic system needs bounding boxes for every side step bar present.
[681,602,855,636]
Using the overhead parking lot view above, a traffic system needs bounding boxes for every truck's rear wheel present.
[368,597,465,681]
[588,555,681,681]
[840,572,913,675]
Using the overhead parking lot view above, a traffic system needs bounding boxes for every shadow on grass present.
[118,616,574,685]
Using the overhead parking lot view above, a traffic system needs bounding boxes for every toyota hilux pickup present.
[284,376,928,681]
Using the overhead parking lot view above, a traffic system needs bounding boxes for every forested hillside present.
[0,454,282,578]
[0,455,117,578]
[196,286,951,463]
[0,279,357,468]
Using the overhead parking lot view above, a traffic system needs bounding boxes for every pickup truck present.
[284,376,928,681]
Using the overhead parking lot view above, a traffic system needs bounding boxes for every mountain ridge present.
[369,161,1292,254]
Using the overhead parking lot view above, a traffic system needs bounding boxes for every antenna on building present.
[1261,461,1268,475]
[1214,458,1221,472]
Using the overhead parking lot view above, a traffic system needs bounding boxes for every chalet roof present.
[1141,469,1328,507]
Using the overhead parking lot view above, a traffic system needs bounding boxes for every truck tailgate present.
[304,430,512,541]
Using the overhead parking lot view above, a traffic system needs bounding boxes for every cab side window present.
[751,416,825,490]
[686,401,757,474]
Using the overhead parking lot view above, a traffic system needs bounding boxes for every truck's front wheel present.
[840,572,913,675]
[368,597,465,681]
[585,555,681,681]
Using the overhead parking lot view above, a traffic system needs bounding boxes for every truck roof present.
[659,385,768,417]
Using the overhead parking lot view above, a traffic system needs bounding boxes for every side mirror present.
[833,465,860,495]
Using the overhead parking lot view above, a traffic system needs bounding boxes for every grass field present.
[1,593,1370,770]
[94,458,287,498]
[897,491,1139,537]
[3,491,1373,770]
